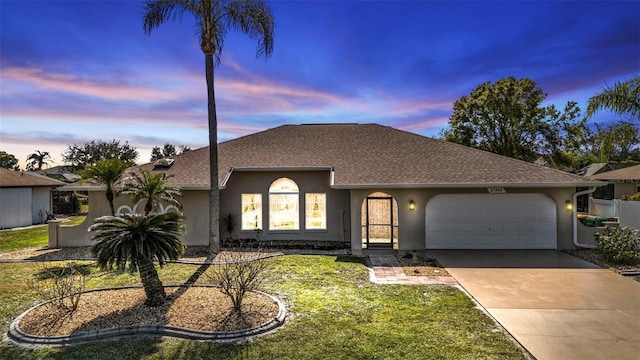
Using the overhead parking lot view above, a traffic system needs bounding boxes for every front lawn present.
[0,216,86,254]
[0,254,525,359]
[0,226,48,253]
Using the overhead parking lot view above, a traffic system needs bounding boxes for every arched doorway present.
[361,192,398,249]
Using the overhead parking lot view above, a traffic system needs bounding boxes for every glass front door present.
[362,195,397,249]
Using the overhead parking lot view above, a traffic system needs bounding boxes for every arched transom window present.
[269,178,299,230]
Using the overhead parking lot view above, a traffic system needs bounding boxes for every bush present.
[206,245,271,313]
[595,226,640,264]
[620,192,640,201]
[33,263,91,313]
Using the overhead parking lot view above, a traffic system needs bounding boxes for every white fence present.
[589,198,640,229]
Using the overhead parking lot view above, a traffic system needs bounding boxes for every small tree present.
[90,212,185,306]
[207,248,270,314]
[121,169,182,216]
[79,158,130,216]
[33,262,91,313]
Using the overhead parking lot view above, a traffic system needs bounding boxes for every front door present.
[363,194,396,249]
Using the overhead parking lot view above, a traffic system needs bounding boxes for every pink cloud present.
[1,66,185,103]
[396,117,450,132]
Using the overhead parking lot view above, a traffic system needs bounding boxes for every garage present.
[425,193,557,249]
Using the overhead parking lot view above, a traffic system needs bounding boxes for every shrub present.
[595,226,640,264]
[620,192,640,201]
[207,246,271,313]
[33,263,91,313]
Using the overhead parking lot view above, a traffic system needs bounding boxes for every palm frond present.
[586,76,640,119]
[224,0,274,59]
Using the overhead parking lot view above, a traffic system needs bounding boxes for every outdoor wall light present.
[408,200,416,211]
[565,200,573,211]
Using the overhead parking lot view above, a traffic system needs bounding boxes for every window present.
[306,193,326,229]
[241,194,262,230]
[269,178,299,230]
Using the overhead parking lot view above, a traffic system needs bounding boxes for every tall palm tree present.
[26,150,53,171]
[90,212,185,306]
[143,0,275,254]
[586,75,640,119]
[80,158,130,216]
[122,169,182,216]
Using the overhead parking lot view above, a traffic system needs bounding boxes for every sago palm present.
[142,0,275,254]
[80,158,130,216]
[122,169,182,216]
[90,212,185,306]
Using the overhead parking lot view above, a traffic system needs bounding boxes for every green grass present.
[0,217,86,254]
[0,226,48,253]
[60,216,87,227]
[0,254,525,359]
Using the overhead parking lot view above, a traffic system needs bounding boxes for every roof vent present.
[153,158,174,169]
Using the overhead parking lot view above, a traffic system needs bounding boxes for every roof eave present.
[331,181,608,189]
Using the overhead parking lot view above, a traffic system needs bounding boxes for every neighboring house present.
[585,164,640,229]
[0,168,65,229]
[35,165,81,183]
[588,164,640,199]
[60,123,603,252]
[35,166,82,215]
[577,162,639,200]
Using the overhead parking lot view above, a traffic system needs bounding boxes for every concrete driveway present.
[427,250,640,360]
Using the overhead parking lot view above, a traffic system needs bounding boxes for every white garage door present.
[425,193,557,249]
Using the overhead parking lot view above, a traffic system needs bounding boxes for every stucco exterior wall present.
[614,183,639,198]
[0,188,32,229]
[350,187,578,254]
[56,182,581,252]
[221,171,350,244]
[57,189,210,247]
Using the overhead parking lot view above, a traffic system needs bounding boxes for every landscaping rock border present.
[7,285,286,347]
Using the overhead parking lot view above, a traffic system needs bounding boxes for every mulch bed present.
[18,286,279,337]
[563,249,640,273]
[396,254,451,277]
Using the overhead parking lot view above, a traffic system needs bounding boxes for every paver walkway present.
[368,255,458,285]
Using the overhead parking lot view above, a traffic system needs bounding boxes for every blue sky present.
[1,0,639,168]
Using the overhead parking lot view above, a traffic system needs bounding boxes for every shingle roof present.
[589,164,640,182]
[0,168,66,188]
[120,124,600,189]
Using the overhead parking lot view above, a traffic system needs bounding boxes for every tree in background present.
[79,159,130,216]
[62,140,138,170]
[143,0,275,254]
[443,76,583,166]
[150,143,191,161]
[586,75,640,119]
[0,151,20,171]
[121,169,182,216]
[26,150,53,171]
[589,121,640,163]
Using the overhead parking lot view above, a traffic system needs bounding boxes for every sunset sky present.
[1,0,639,169]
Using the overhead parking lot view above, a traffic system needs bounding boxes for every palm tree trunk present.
[106,185,115,216]
[206,53,221,254]
[138,257,166,306]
